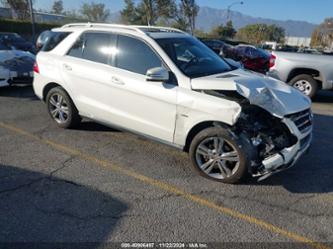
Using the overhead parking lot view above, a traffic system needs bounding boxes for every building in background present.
[34,12,65,23]
[0,7,65,24]
[285,36,312,47]
[0,7,12,19]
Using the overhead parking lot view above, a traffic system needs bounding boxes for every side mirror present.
[146,67,169,82]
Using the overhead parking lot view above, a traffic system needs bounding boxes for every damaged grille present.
[286,109,312,134]
[300,134,312,150]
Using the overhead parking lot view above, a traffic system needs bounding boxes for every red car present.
[230,45,275,74]
[202,40,275,74]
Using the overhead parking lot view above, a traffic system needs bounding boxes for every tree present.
[52,0,63,14]
[210,21,236,39]
[311,18,333,48]
[120,0,141,24]
[80,2,110,22]
[121,0,177,26]
[236,24,285,45]
[120,0,198,31]
[156,0,177,25]
[136,0,158,25]
[1,0,30,20]
[176,0,199,34]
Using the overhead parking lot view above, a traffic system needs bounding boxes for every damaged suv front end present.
[191,70,313,181]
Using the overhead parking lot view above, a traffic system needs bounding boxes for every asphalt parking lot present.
[0,86,333,248]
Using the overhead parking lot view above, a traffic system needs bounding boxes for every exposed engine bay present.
[204,90,299,176]
[234,104,297,175]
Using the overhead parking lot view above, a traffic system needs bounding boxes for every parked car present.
[268,51,333,98]
[200,40,242,69]
[297,48,322,55]
[33,23,313,183]
[231,45,273,74]
[276,45,298,52]
[0,32,35,54]
[201,39,231,54]
[0,43,35,87]
[202,40,272,74]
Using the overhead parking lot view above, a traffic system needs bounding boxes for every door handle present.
[63,63,72,71]
[111,76,125,85]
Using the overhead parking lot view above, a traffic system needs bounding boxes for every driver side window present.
[115,35,163,75]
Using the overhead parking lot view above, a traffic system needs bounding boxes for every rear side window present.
[41,32,71,52]
[67,32,115,65]
[116,35,162,75]
[82,32,115,64]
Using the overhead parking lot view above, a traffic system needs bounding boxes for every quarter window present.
[67,35,84,58]
[116,35,162,75]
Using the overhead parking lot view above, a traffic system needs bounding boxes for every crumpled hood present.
[191,69,311,117]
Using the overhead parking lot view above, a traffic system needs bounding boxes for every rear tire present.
[289,74,318,98]
[46,87,81,129]
[189,127,249,184]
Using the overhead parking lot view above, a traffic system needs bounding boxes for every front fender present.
[173,88,241,146]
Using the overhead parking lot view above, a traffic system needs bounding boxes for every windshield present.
[156,37,232,78]
[0,33,25,42]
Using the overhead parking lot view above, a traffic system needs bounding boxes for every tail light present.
[33,61,39,74]
[269,54,276,68]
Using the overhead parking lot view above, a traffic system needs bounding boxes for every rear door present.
[60,31,117,118]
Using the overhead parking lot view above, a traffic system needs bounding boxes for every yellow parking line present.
[0,121,330,249]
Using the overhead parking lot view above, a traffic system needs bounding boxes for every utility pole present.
[227,1,244,23]
[28,0,36,43]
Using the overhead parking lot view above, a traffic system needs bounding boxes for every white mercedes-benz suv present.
[33,23,313,183]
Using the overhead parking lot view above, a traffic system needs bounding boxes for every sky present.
[34,0,332,24]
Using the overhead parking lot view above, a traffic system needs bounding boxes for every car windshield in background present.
[0,33,25,42]
[156,37,232,78]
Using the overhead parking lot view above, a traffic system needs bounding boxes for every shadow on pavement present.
[312,90,333,103]
[251,113,333,194]
[0,86,38,100]
[0,164,127,243]
[77,121,120,133]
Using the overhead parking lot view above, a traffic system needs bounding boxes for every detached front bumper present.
[257,109,313,180]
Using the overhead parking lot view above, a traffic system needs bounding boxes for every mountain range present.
[109,6,318,37]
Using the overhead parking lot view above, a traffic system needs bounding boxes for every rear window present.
[67,32,116,65]
[41,31,71,52]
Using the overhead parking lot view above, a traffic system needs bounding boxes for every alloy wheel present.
[195,136,240,180]
[48,93,69,124]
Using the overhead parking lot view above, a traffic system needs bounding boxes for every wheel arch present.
[287,68,322,88]
[42,82,70,102]
[183,121,230,152]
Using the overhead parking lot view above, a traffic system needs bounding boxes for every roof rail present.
[133,25,188,34]
[61,23,146,34]
[60,23,188,35]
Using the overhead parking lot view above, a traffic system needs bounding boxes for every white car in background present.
[0,43,35,87]
[33,23,313,183]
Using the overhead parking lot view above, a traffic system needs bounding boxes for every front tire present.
[189,127,249,184]
[289,74,318,98]
[46,87,81,129]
